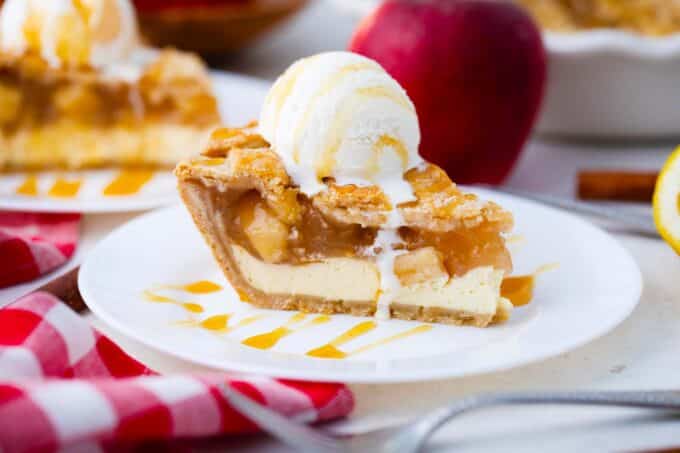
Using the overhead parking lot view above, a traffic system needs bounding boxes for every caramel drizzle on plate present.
[102,170,154,196]
[307,322,433,359]
[14,170,154,198]
[502,263,559,307]
[48,177,83,198]
[178,313,264,333]
[142,290,204,313]
[162,280,223,295]
[241,313,331,350]
[15,175,39,196]
[306,321,377,359]
[351,324,433,356]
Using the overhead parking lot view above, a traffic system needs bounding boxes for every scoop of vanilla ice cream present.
[259,51,423,205]
[0,0,139,69]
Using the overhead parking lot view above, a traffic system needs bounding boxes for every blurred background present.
[134,0,680,142]
[1,0,676,241]
[131,0,679,196]
[134,0,362,78]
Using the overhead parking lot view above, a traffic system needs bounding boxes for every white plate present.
[79,189,642,383]
[0,72,270,213]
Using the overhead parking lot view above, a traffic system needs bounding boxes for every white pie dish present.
[539,31,680,138]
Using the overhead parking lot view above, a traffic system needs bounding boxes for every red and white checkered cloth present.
[0,212,80,289]
[0,292,354,452]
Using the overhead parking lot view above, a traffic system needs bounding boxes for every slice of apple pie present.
[0,0,220,171]
[176,51,514,327]
[176,124,514,327]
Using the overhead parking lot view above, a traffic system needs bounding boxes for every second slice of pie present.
[176,51,515,327]
[0,0,220,171]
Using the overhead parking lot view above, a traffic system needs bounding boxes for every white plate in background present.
[0,72,270,213]
[539,31,680,138]
[79,188,642,383]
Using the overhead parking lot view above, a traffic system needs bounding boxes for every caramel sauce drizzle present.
[501,276,534,307]
[236,289,251,303]
[228,315,264,331]
[367,134,409,177]
[178,313,264,333]
[351,324,433,356]
[15,175,39,196]
[307,321,376,359]
[242,313,331,350]
[143,290,204,313]
[192,314,231,331]
[164,280,223,295]
[48,177,82,198]
[307,322,433,359]
[269,55,316,131]
[502,263,558,307]
[316,85,414,179]
[103,170,154,196]
[290,61,377,164]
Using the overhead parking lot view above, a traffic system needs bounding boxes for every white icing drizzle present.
[371,224,407,320]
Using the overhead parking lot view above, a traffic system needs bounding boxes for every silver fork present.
[222,386,680,452]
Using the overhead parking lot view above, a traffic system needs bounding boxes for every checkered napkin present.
[0,292,354,452]
[0,212,80,289]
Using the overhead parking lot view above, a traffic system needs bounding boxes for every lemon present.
[653,146,680,254]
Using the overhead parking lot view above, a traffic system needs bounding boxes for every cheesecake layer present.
[232,244,380,302]
[232,243,509,317]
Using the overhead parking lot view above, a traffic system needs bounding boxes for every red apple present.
[349,0,546,184]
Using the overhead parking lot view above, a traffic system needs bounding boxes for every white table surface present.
[4,1,680,451]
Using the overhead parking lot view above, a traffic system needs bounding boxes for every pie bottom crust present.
[179,180,502,328]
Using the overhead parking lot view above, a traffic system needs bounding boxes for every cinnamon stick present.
[577,170,658,202]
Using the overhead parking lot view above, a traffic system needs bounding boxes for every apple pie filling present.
[225,188,512,287]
